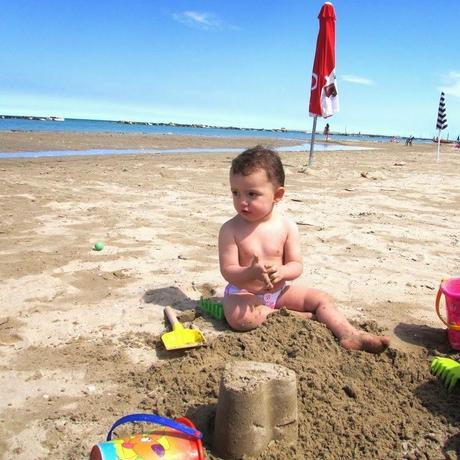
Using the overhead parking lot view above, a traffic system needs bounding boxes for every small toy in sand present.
[94,242,104,251]
[435,277,460,350]
[162,306,206,350]
[199,297,224,320]
[430,357,460,390]
[90,413,204,460]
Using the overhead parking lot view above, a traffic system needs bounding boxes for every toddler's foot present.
[339,331,390,354]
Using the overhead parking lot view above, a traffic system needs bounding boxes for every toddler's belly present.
[239,279,285,295]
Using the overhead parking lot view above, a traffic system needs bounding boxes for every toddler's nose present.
[237,197,248,206]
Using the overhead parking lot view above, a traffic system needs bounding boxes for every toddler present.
[218,145,390,353]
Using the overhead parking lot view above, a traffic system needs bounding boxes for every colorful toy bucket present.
[90,414,204,460]
[436,278,460,350]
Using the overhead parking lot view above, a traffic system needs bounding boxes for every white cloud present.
[341,74,375,86]
[172,11,224,30]
[440,71,460,98]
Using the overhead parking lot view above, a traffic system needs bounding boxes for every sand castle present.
[213,361,298,458]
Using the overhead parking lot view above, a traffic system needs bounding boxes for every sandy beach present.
[1,131,460,458]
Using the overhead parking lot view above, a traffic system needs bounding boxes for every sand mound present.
[4,309,460,459]
[118,314,460,459]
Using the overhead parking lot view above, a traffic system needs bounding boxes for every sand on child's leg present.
[277,307,315,321]
[314,303,390,354]
[277,285,391,354]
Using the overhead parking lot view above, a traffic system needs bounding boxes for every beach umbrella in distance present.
[435,91,448,161]
[308,2,339,166]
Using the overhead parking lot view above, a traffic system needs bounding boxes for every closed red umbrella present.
[308,2,339,166]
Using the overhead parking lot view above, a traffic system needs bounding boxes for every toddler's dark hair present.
[230,145,285,186]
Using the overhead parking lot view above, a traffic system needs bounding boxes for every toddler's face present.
[230,169,283,222]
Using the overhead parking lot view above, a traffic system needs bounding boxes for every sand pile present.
[112,313,458,459]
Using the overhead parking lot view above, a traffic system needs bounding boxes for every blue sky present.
[1,1,459,138]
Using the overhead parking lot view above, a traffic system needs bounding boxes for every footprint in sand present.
[0,317,24,345]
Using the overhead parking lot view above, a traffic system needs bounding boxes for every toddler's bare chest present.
[236,225,286,260]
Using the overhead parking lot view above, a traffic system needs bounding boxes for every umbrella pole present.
[308,116,318,166]
[436,128,441,162]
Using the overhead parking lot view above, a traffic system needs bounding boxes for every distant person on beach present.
[405,135,414,146]
[323,123,330,141]
[218,145,391,353]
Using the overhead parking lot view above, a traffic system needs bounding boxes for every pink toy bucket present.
[436,278,460,350]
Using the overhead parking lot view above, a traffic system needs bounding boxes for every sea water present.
[0,117,429,159]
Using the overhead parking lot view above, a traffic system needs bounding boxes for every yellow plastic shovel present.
[161,306,206,351]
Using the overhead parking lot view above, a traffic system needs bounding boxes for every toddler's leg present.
[277,285,390,354]
[223,293,275,331]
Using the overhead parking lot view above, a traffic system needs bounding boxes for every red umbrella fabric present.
[309,2,339,118]
[307,2,339,165]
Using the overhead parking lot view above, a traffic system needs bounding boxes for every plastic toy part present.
[162,307,206,350]
[94,242,104,251]
[199,297,225,321]
[431,357,460,391]
[90,413,205,460]
[435,278,460,350]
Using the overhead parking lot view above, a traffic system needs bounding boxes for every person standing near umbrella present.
[323,122,330,141]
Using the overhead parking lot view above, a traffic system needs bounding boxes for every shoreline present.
[0,131,304,154]
[0,129,430,156]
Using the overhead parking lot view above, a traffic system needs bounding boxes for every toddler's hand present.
[264,264,284,285]
[251,254,273,289]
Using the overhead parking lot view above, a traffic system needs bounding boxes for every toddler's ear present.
[274,186,285,203]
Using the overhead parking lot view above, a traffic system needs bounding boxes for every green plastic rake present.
[198,297,224,321]
[430,357,460,391]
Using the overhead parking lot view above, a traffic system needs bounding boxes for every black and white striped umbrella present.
[435,92,448,161]
[436,92,448,131]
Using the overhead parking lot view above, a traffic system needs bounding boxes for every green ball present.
[94,242,104,251]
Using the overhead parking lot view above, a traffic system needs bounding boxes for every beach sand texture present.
[1,132,460,458]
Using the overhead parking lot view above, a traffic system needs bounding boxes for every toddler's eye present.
[231,190,237,196]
